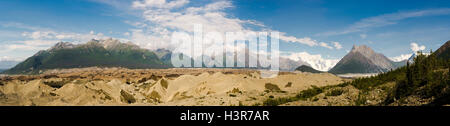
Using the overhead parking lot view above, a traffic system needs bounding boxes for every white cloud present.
[22,30,108,43]
[0,23,113,57]
[389,53,413,62]
[333,42,343,50]
[283,52,340,71]
[279,35,318,46]
[0,22,48,31]
[124,32,131,36]
[132,0,189,9]
[0,56,24,62]
[89,0,133,10]
[410,42,426,52]
[360,34,367,39]
[0,39,70,52]
[319,42,333,49]
[2,43,46,51]
[127,0,335,50]
[20,31,50,39]
[318,8,450,36]
[129,29,172,49]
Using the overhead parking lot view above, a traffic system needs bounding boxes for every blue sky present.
[0,0,449,70]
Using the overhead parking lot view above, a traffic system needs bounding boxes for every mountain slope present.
[154,48,174,67]
[295,65,322,73]
[341,40,450,106]
[435,40,450,59]
[329,45,397,74]
[3,39,169,74]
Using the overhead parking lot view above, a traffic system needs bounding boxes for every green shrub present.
[326,89,344,96]
[295,85,323,100]
[43,80,68,88]
[285,82,293,87]
[262,85,324,106]
[263,97,296,106]
[355,93,367,106]
[265,83,281,92]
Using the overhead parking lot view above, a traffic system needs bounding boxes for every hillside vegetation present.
[3,40,170,75]
[263,48,449,106]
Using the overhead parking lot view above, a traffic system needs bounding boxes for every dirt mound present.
[0,68,344,106]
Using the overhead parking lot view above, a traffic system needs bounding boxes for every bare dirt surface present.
[0,67,344,106]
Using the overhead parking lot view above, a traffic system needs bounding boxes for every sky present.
[0,0,449,70]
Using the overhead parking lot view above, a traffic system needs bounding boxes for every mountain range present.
[2,39,170,74]
[2,39,309,74]
[328,45,406,74]
[5,39,445,75]
[152,46,309,71]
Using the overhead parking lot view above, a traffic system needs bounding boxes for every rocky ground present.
[0,67,345,106]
